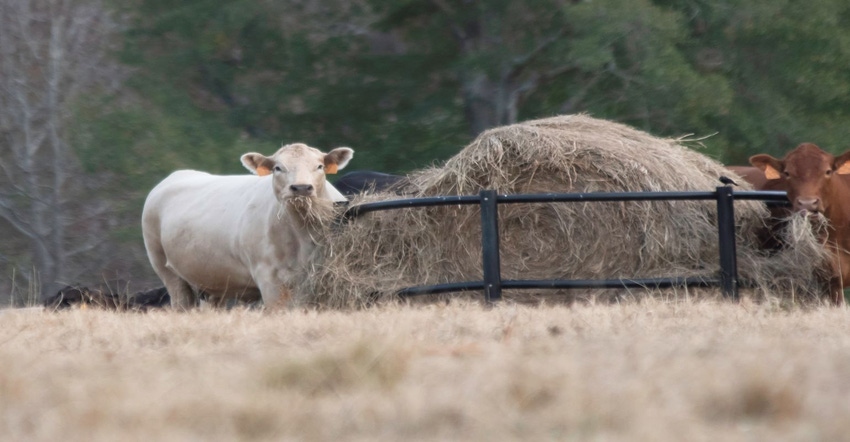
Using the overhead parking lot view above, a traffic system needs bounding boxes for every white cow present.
[142,143,353,309]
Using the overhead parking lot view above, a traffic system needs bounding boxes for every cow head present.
[240,143,353,207]
[750,143,850,216]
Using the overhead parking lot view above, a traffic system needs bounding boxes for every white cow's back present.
[143,171,273,296]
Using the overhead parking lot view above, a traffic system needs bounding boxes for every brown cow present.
[726,166,769,191]
[739,143,850,304]
[726,165,789,251]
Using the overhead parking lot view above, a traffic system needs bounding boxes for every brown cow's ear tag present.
[256,166,272,176]
[763,165,781,180]
[836,162,850,175]
[325,163,338,175]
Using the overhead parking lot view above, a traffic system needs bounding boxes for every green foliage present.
[520,0,734,150]
[659,0,850,163]
[93,0,470,174]
[78,0,850,178]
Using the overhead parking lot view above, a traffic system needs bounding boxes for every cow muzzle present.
[289,184,315,197]
[795,197,821,215]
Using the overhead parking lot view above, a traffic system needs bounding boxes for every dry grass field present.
[2,295,850,441]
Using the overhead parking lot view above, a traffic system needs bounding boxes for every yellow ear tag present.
[836,162,850,175]
[764,165,781,180]
[256,166,271,176]
[325,163,338,175]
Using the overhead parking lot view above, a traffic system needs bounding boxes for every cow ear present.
[241,153,274,176]
[324,147,354,175]
[835,151,850,175]
[749,154,783,180]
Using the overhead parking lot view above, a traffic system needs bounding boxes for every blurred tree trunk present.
[433,1,570,136]
[0,0,122,298]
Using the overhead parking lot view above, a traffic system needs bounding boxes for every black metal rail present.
[342,188,789,303]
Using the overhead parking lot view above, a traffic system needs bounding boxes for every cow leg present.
[828,252,849,306]
[151,254,198,310]
[829,279,847,306]
[164,276,197,310]
[834,253,850,307]
[145,239,198,310]
[275,286,293,309]
[152,270,198,310]
[256,280,293,310]
[148,261,197,310]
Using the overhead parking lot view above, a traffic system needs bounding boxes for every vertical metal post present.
[480,189,502,303]
[716,186,739,300]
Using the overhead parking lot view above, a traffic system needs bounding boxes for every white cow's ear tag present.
[325,164,338,175]
[256,166,272,176]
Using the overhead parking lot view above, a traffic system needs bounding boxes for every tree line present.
[3,0,850,301]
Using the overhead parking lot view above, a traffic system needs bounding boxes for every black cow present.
[43,285,170,311]
[43,285,118,310]
[127,286,171,311]
[333,170,407,197]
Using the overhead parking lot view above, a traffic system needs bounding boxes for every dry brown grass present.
[2,296,850,441]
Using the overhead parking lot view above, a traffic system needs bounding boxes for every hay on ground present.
[298,115,830,308]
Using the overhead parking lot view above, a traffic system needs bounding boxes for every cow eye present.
[273,166,283,173]
[826,169,833,176]
[317,164,324,170]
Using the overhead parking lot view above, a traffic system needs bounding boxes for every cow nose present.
[290,184,314,195]
[796,197,820,212]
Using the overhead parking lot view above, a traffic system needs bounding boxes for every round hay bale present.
[298,115,829,308]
